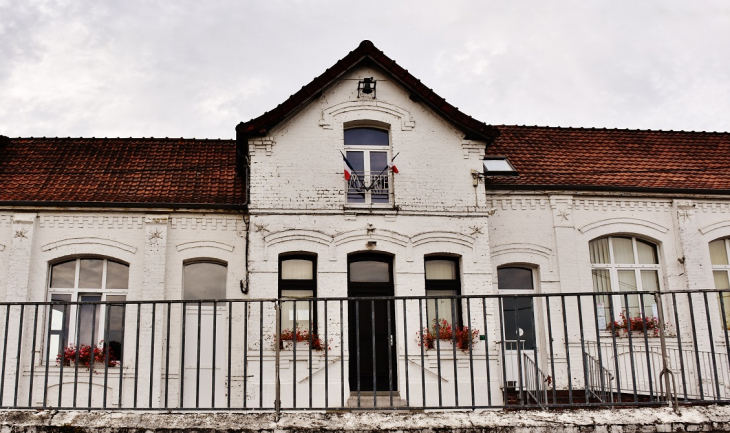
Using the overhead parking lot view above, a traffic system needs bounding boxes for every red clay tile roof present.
[0,137,245,207]
[236,40,499,141]
[485,126,730,193]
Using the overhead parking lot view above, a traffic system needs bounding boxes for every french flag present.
[343,155,356,181]
[389,161,399,174]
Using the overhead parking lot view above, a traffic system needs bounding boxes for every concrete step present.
[347,392,407,408]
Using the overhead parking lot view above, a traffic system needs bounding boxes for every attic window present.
[483,157,517,176]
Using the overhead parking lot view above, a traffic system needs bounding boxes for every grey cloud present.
[0,0,728,138]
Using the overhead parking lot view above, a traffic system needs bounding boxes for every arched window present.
[48,258,129,362]
[425,257,461,327]
[589,236,661,324]
[710,238,730,328]
[344,127,391,205]
[183,261,227,300]
[279,254,316,332]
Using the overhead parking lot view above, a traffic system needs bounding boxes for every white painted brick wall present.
[248,65,488,213]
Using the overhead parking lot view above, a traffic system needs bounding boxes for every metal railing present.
[523,353,550,408]
[1,290,730,412]
[346,170,391,203]
[585,352,614,403]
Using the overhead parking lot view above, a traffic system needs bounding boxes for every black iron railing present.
[1,290,729,412]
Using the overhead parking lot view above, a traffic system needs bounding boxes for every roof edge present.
[236,40,499,142]
[485,183,730,196]
[0,200,248,211]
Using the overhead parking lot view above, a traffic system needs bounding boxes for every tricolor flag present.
[343,154,356,181]
[389,153,400,174]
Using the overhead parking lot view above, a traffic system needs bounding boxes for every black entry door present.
[348,254,397,392]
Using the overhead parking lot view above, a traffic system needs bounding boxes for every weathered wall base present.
[3,407,730,433]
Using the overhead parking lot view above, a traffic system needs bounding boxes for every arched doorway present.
[347,253,397,393]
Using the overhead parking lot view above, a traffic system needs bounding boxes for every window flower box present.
[57,342,119,368]
[416,319,479,353]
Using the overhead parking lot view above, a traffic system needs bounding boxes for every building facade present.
[1,41,730,411]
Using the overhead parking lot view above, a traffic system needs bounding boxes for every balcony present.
[0,291,729,412]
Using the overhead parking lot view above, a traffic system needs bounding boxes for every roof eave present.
[236,41,499,142]
[484,183,730,196]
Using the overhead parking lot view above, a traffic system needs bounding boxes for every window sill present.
[343,205,398,219]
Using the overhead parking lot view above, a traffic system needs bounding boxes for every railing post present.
[655,292,678,412]
[275,300,281,421]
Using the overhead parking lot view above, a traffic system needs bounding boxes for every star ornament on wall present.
[148,229,163,242]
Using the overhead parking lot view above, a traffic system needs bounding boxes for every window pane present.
[346,150,365,171]
[497,267,533,290]
[589,238,610,264]
[106,261,129,289]
[640,271,660,317]
[79,259,103,288]
[714,271,730,290]
[483,159,514,172]
[370,150,390,204]
[592,269,612,327]
[370,151,388,172]
[51,260,77,288]
[592,269,611,293]
[426,260,456,280]
[105,295,126,361]
[426,290,457,328]
[281,259,313,280]
[636,240,658,264]
[349,261,389,282]
[50,294,72,357]
[183,262,227,300]
[718,293,730,330]
[281,290,314,332]
[344,128,389,146]
[612,237,635,264]
[617,270,638,291]
[346,151,365,203]
[618,270,639,316]
[640,270,659,292]
[77,294,102,347]
[710,239,729,265]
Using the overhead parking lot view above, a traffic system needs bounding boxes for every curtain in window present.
[612,237,635,264]
[425,260,456,280]
[589,238,610,264]
[710,239,729,265]
[637,240,658,264]
[281,259,314,280]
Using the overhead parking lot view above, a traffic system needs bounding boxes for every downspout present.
[236,126,251,294]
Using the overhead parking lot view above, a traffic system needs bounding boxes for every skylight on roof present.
[483,157,517,176]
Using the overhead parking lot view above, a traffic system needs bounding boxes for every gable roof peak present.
[236,41,499,142]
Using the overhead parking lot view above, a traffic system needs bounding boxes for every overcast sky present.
[1,1,729,139]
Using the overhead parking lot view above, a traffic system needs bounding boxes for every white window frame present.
[47,258,129,362]
[344,128,393,206]
[590,236,662,322]
[710,238,730,329]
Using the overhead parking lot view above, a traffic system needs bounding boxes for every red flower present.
[57,341,119,369]
[278,325,329,351]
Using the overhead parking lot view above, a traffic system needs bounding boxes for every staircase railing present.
[584,351,615,403]
[523,353,550,408]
